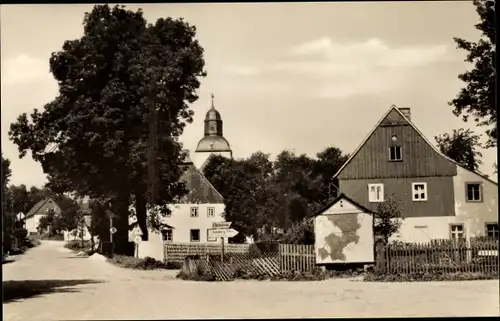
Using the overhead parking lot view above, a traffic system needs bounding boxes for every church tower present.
[194,94,233,170]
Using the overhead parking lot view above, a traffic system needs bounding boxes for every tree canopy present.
[8,4,206,252]
[202,146,349,241]
[435,128,483,171]
[449,0,496,148]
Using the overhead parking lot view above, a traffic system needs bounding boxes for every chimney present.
[399,107,411,120]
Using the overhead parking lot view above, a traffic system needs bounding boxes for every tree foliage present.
[449,0,496,147]
[8,4,206,252]
[435,128,483,171]
[203,146,349,241]
[374,196,404,244]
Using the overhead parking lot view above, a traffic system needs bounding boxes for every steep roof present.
[178,161,224,204]
[333,105,498,185]
[25,198,58,219]
[313,193,376,217]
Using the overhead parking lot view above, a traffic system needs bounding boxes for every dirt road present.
[3,241,499,320]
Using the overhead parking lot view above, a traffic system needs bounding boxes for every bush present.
[364,271,499,282]
[64,240,92,254]
[108,255,169,270]
[176,267,216,282]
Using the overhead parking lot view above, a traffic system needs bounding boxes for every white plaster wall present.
[25,215,43,233]
[193,151,232,170]
[136,229,165,261]
[453,166,498,237]
[136,203,228,261]
[391,168,498,243]
[391,217,458,243]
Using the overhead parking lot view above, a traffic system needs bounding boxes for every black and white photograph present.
[1,1,498,319]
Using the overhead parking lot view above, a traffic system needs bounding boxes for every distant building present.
[25,198,61,234]
[193,94,233,170]
[333,105,498,243]
[134,154,228,261]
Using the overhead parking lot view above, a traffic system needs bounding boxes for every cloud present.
[224,37,450,99]
[1,54,52,86]
[223,65,260,76]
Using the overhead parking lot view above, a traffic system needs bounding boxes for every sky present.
[1,2,498,188]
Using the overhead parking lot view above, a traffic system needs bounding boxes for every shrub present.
[364,271,499,282]
[108,255,169,270]
[64,240,92,254]
[176,265,216,281]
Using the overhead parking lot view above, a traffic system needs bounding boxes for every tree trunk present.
[112,193,131,255]
[135,191,149,241]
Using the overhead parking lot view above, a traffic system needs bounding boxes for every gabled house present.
[25,198,61,234]
[333,105,498,243]
[133,154,227,261]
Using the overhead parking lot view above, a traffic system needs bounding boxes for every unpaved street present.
[3,241,499,320]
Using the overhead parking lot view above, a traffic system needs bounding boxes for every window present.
[466,183,482,202]
[486,223,499,239]
[207,207,215,218]
[368,184,384,203]
[450,224,464,242]
[389,146,402,161]
[190,229,200,242]
[190,207,198,217]
[162,229,173,242]
[207,229,217,242]
[412,183,427,201]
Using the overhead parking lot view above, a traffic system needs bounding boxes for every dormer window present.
[389,146,402,161]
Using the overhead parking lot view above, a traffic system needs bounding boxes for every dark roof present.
[313,193,376,217]
[333,105,498,185]
[178,163,224,204]
[25,198,57,219]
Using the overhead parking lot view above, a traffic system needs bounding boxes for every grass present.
[108,255,182,270]
[364,271,500,282]
[64,240,93,255]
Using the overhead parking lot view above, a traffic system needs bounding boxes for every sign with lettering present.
[212,222,232,229]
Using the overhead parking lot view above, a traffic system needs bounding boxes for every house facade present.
[134,155,227,261]
[334,105,498,243]
[25,198,61,234]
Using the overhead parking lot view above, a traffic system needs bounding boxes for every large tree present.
[2,155,12,250]
[9,5,206,253]
[203,146,349,242]
[449,0,496,148]
[435,128,483,171]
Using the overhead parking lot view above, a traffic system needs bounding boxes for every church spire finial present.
[211,93,215,109]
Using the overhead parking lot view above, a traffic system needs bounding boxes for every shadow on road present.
[2,259,15,265]
[3,279,104,303]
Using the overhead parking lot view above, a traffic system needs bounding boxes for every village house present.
[25,198,61,234]
[132,154,227,261]
[333,105,498,243]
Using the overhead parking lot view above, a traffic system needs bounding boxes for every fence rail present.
[279,244,316,273]
[376,240,499,275]
[164,242,250,263]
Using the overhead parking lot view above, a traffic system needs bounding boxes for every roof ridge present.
[333,105,497,186]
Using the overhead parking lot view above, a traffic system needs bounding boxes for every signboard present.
[134,235,142,244]
[109,227,117,235]
[16,212,25,221]
[208,228,238,239]
[132,225,143,236]
[212,222,232,229]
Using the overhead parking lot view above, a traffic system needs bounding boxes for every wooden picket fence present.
[376,239,499,274]
[164,242,250,263]
[279,244,316,273]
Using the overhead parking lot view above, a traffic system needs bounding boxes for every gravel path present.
[3,241,499,320]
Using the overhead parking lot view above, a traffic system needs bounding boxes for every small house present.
[314,194,375,265]
[25,198,61,234]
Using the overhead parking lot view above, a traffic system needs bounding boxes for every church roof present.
[178,161,224,204]
[196,135,232,153]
